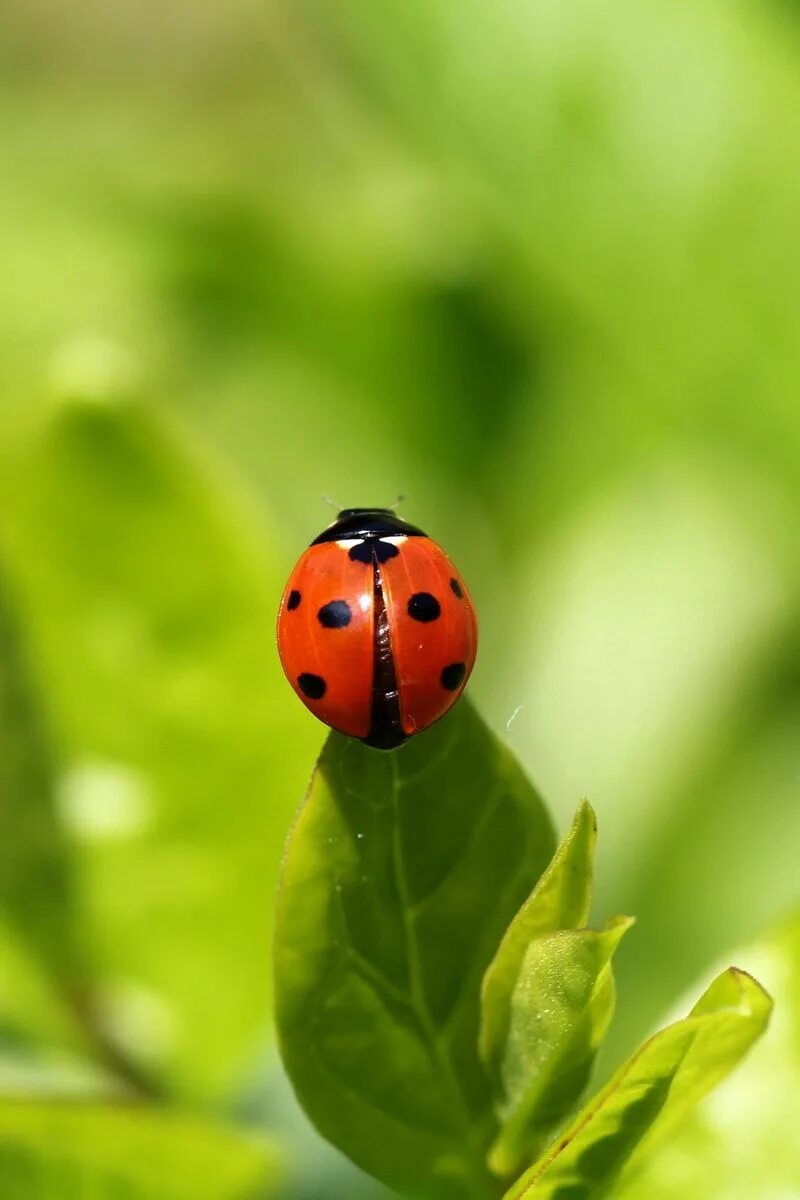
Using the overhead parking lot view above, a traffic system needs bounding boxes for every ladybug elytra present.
[277,508,478,749]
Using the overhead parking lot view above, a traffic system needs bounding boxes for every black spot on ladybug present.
[348,541,372,563]
[374,539,399,563]
[347,539,399,564]
[408,592,441,622]
[450,577,464,599]
[298,672,326,699]
[287,589,302,610]
[318,599,352,628]
[441,662,466,691]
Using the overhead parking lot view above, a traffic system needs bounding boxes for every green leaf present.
[504,967,772,1200]
[615,910,800,1200]
[489,916,633,1181]
[0,399,321,1096]
[480,802,596,1080]
[274,699,556,1200]
[0,1100,281,1200]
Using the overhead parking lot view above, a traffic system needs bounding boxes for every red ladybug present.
[277,508,478,748]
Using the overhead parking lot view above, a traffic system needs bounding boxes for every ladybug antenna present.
[321,494,341,511]
[388,493,405,512]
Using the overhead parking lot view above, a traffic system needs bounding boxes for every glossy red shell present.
[277,531,477,746]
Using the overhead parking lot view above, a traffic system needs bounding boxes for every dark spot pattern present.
[298,672,326,700]
[450,577,463,599]
[318,599,352,628]
[408,592,441,622]
[347,539,399,564]
[287,589,302,610]
[441,662,466,691]
[348,541,373,564]
[374,540,400,563]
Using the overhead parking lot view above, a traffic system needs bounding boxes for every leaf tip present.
[606,913,636,939]
[574,798,597,835]
[725,965,774,1017]
[688,964,774,1027]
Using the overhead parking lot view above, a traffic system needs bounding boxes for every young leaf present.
[615,911,800,1200]
[489,916,633,1181]
[503,967,772,1200]
[274,699,556,1200]
[480,802,596,1078]
[0,1100,280,1200]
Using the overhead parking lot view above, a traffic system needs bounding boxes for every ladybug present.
[277,508,478,749]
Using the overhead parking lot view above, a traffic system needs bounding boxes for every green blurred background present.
[1,0,799,1195]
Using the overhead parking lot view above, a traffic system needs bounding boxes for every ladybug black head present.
[311,508,426,545]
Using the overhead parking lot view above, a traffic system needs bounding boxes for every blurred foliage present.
[0,399,320,1097]
[0,0,798,1194]
[0,1102,280,1200]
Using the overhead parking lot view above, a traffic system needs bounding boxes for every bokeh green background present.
[1,0,799,1196]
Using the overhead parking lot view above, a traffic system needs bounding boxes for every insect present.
[277,508,478,749]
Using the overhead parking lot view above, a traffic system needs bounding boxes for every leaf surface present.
[481,802,596,1080]
[275,700,556,1200]
[489,917,632,1180]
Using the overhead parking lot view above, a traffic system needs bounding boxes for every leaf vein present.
[388,752,478,1138]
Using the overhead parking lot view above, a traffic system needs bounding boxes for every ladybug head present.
[311,508,426,544]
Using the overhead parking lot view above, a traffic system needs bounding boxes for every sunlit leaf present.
[489,916,632,1181]
[275,699,555,1200]
[615,910,800,1200]
[0,1100,280,1200]
[504,968,772,1200]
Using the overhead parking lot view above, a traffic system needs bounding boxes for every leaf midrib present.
[388,753,496,1188]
